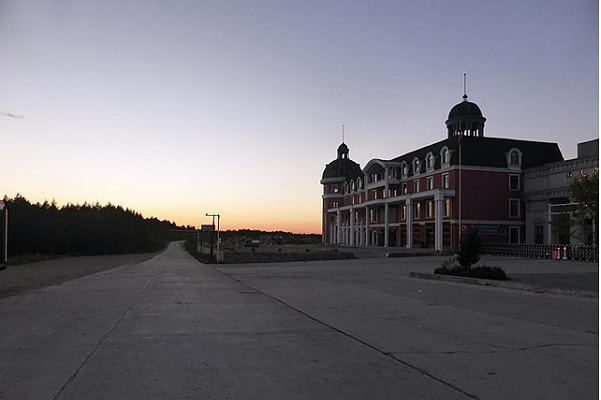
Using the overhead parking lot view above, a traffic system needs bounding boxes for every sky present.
[0,0,598,233]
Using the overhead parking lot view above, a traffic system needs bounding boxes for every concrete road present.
[0,243,597,399]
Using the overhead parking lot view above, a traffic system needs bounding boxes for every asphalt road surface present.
[0,242,597,399]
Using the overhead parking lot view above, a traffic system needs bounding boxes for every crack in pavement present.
[395,342,594,355]
[215,266,482,400]
[50,268,161,400]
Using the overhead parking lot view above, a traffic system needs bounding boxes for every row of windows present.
[389,147,451,179]
[361,148,452,186]
[329,173,520,196]
[355,174,449,202]
[362,147,524,185]
[332,199,522,221]
[366,200,453,223]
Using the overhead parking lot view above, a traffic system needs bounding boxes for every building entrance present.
[425,224,435,249]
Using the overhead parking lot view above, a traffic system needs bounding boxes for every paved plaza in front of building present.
[0,242,597,399]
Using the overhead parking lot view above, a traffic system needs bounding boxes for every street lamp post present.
[206,213,220,261]
[0,111,22,270]
[0,201,7,270]
[0,111,23,270]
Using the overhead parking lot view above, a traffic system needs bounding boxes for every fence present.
[481,244,598,262]
[200,246,224,263]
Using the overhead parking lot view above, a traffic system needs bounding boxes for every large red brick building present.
[321,93,564,251]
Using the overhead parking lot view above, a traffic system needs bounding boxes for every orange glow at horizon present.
[195,210,322,235]
[220,219,322,235]
[1,191,323,235]
[164,216,321,235]
[116,203,323,234]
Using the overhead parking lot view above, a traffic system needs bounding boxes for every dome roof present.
[322,143,362,181]
[447,95,483,120]
[322,158,362,180]
[446,94,486,138]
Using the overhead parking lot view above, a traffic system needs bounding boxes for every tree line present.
[2,194,180,256]
[218,229,321,245]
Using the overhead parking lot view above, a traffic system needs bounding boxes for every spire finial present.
[463,73,468,101]
[342,124,345,144]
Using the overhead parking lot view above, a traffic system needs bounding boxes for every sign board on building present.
[469,224,508,236]
[549,203,578,215]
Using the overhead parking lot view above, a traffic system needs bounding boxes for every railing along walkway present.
[482,244,598,262]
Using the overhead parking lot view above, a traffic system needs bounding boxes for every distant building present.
[320,93,594,252]
[524,139,599,245]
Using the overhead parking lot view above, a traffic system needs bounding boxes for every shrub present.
[434,258,507,281]
[469,265,507,280]
[456,231,482,268]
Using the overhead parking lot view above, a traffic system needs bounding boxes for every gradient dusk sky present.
[0,0,598,233]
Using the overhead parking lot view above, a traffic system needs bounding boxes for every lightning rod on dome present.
[463,73,468,101]
[342,124,345,144]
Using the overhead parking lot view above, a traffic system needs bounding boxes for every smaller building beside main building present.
[524,138,598,246]
[321,93,597,252]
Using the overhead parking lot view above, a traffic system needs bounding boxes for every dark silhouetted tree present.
[456,231,481,268]
[570,169,599,245]
[3,194,179,256]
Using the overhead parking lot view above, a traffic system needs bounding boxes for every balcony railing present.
[481,244,598,262]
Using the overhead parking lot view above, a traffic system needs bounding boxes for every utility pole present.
[0,201,6,270]
[206,213,220,261]
[0,110,24,270]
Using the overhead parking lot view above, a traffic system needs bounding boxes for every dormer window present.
[401,162,408,176]
[506,148,523,170]
[440,146,450,166]
[425,152,435,171]
[412,158,420,174]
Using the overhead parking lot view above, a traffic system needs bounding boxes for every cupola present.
[445,93,486,139]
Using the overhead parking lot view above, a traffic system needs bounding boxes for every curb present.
[408,272,598,298]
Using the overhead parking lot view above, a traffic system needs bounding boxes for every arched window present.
[413,158,420,174]
[440,147,450,165]
[425,152,434,171]
[401,162,408,176]
[506,148,523,169]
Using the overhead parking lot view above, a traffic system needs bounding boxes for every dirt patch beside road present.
[0,252,157,299]
[214,244,356,264]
